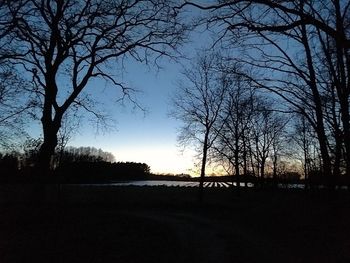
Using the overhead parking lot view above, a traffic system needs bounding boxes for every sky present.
[65,27,212,175]
[68,60,196,175]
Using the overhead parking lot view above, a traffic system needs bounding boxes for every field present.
[0,185,349,262]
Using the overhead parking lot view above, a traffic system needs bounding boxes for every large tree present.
[1,0,186,173]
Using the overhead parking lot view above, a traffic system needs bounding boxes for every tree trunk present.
[334,0,350,181]
[234,129,240,192]
[260,157,266,186]
[248,139,256,178]
[199,131,209,202]
[273,153,277,184]
[37,100,62,176]
[243,135,248,188]
[301,22,333,187]
[302,118,310,190]
[37,126,59,175]
[340,98,350,179]
[330,87,343,189]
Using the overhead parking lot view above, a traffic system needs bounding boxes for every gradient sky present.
[68,60,195,175]
[63,26,213,175]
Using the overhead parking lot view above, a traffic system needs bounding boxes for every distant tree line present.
[56,161,150,183]
[0,143,150,183]
[58,146,116,165]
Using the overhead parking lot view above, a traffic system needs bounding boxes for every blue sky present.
[68,59,197,175]
[65,26,212,175]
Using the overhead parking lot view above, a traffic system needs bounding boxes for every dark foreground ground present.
[0,185,349,263]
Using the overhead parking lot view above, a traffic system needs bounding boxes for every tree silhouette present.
[211,68,256,189]
[1,0,186,173]
[172,52,227,200]
[0,63,34,150]
[181,0,350,187]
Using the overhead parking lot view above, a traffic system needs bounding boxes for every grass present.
[0,185,349,262]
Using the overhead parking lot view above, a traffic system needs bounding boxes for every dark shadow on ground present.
[0,185,349,263]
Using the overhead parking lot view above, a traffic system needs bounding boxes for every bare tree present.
[0,64,35,150]
[180,0,350,187]
[292,113,322,188]
[211,68,255,189]
[1,0,186,173]
[250,102,287,184]
[0,2,35,147]
[171,52,227,201]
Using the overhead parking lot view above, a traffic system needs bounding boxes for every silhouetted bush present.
[308,169,325,186]
[0,153,19,181]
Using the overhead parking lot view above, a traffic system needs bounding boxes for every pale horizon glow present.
[68,131,198,175]
[112,147,197,175]
[65,37,208,176]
